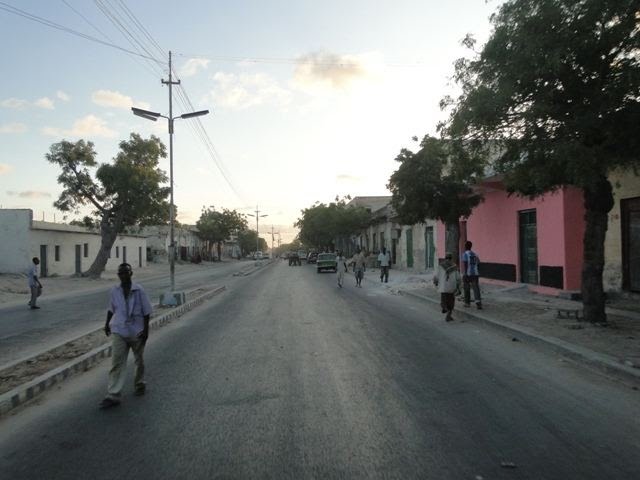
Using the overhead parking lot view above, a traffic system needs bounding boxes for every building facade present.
[0,209,147,276]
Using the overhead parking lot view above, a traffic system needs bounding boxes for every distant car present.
[307,252,318,264]
[253,251,263,260]
[316,253,337,273]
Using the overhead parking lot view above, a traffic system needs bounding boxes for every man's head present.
[32,257,40,265]
[445,252,453,260]
[117,263,133,282]
[382,247,386,254]
[465,241,473,250]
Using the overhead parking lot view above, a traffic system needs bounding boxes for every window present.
[83,243,88,257]
[116,246,119,258]
[55,245,60,262]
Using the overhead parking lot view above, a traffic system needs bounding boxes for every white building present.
[0,209,147,277]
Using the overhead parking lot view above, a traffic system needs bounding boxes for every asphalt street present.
[0,261,248,366]
[1,261,639,479]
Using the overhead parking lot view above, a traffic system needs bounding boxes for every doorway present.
[622,197,640,292]
[39,245,48,278]
[406,228,414,268]
[519,209,538,284]
[425,226,435,269]
[74,245,82,274]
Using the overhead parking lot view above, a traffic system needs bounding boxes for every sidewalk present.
[367,267,640,387]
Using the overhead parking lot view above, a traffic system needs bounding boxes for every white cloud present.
[292,51,383,93]
[42,114,117,138]
[207,72,292,110]
[0,163,13,175]
[1,98,28,109]
[0,123,27,134]
[92,89,150,110]
[34,97,55,110]
[180,58,210,77]
[7,190,51,199]
[57,91,71,101]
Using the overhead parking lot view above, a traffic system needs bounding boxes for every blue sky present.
[0,0,500,243]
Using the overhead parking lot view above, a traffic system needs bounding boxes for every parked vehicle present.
[253,251,263,260]
[316,253,337,273]
[307,252,318,264]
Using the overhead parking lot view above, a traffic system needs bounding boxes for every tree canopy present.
[46,133,170,277]
[196,206,248,259]
[445,0,640,322]
[294,197,370,251]
[388,135,485,259]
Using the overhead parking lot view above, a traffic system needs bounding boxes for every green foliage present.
[46,133,171,277]
[445,0,640,194]
[294,197,370,250]
[387,136,484,225]
[47,133,171,228]
[196,206,248,246]
[238,230,267,256]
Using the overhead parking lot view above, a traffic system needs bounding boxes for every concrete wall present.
[30,223,147,276]
[604,169,640,291]
[437,186,585,292]
[0,209,32,274]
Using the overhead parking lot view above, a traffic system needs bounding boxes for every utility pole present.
[247,206,267,255]
[270,225,279,256]
[131,50,208,303]
[161,51,180,293]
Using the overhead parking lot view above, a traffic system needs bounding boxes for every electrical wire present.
[0,1,162,63]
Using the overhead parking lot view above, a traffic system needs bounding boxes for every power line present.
[0,1,163,63]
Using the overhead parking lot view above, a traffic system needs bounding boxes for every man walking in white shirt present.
[377,247,391,283]
[100,263,153,409]
[27,257,42,309]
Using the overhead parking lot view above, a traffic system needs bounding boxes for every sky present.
[0,0,501,245]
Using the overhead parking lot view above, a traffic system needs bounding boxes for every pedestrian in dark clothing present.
[462,241,482,309]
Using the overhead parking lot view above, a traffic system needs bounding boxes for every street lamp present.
[247,205,268,257]
[131,52,209,297]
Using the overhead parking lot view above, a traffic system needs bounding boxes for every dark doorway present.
[519,209,538,284]
[39,245,48,277]
[425,226,435,269]
[622,197,640,292]
[75,245,81,274]
[139,246,143,268]
[406,228,414,268]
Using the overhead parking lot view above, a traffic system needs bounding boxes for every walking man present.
[336,251,348,288]
[433,252,461,322]
[27,257,43,309]
[352,249,366,287]
[462,241,482,309]
[378,247,391,283]
[100,263,153,409]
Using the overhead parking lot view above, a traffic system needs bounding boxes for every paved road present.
[1,261,639,479]
[0,261,252,366]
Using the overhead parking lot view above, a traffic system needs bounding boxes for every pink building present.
[437,177,585,294]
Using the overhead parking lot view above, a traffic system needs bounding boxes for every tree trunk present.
[444,221,461,265]
[217,241,222,261]
[581,176,614,324]
[83,216,119,279]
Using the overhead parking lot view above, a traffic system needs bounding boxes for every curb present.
[403,290,640,388]
[0,285,226,417]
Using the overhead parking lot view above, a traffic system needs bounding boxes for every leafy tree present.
[238,230,268,257]
[46,134,170,278]
[388,136,484,262]
[295,197,370,251]
[196,206,248,260]
[445,0,640,322]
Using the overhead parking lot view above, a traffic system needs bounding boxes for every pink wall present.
[436,186,585,292]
